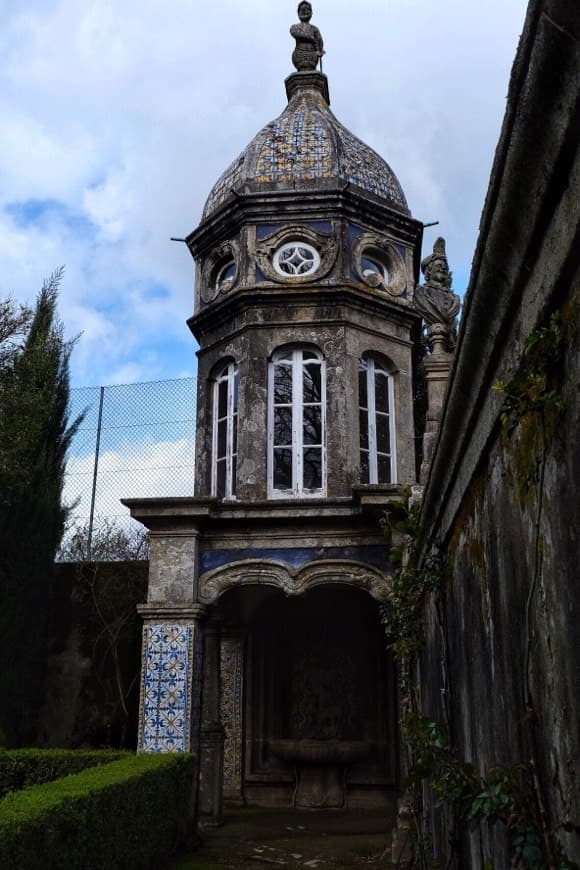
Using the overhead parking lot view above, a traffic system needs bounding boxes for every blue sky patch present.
[6,198,93,236]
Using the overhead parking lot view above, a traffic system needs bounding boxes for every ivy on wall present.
[382,302,577,870]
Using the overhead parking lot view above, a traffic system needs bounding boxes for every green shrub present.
[0,748,125,798]
[0,752,196,869]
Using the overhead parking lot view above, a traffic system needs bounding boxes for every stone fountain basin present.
[270,738,371,765]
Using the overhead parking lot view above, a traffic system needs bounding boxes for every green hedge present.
[0,752,196,869]
[0,749,125,799]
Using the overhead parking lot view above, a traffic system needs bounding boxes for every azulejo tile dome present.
[202,83,410,219]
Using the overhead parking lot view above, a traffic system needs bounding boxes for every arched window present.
[359,355,396,484]
[212,361,238,499]
[268,347,325,497]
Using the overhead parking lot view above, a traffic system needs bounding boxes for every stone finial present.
[415,237,461,353]
[290,2,325,72]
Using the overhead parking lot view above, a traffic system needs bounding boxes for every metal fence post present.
[87,385,105,560]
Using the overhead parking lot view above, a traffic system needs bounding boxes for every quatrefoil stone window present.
[273,242,320,278]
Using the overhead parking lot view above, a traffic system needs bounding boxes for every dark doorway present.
[243,585,399,807]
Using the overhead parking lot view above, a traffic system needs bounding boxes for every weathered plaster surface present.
[417,1,580,864]
[147,533,199,603]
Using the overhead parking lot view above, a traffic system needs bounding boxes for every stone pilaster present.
[420,352,454,484]
[199,621,225,827]
[220,631,246,805]
[137,604,206,753]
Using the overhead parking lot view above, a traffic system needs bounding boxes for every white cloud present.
[0,0,529,385]
[64,437,196,525]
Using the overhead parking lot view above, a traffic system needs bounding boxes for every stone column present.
[420,352,454,483]
[414,238,461,484]
[136,528,205,754]
[198,621,225,827]
[220,631,246,805]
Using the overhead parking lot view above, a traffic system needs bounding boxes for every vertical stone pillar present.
[414,237,461,485]
[136,528,204,752]
[199,621,225,827]
[420,353,454,483]
[137,605,206,753]
[220,631,246,805]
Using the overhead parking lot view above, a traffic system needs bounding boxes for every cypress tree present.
[0,268,82,745]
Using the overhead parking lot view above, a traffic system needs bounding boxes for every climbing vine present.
[402,712,545,869]
[491,309,568,870]
[383,308,575,869]
[492,312,563,430]
[380,494,444,661]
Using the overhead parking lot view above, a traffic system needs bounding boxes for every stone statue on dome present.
[290,2,325,72]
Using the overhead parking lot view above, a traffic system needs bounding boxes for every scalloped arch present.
[198,558,391,605]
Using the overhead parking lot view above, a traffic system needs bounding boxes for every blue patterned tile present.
[139,623,194,753]
[202,91,409,218]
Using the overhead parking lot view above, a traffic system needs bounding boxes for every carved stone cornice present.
[137,603,207,622]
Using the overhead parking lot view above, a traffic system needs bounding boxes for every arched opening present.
[211,582,399,809]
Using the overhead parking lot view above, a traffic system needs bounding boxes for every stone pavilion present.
[124,2,459,825]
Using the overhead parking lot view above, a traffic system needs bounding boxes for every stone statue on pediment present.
[415,237,461,353]
[291,2,325,71]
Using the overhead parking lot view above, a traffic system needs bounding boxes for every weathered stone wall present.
[39,561,147,749]
[417,0,579,865]
[192,293,418,500]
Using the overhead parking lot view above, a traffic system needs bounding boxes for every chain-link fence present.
[61,377,197,559]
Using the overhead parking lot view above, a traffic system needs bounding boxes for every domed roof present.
[202,79,409,219]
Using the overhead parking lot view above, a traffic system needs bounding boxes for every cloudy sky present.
[1,0,529,389]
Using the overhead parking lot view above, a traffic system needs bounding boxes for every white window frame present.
[359,355,397,484]
[268,347,326,498]
[273,242,320,278]
[211,361,238,499]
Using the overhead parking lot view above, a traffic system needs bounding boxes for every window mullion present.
[321,361,326,492]
[367,361,378,483]
[212,379,218,495]
[267,361,274,494]
[388,375,396,483]
[293,350,302,495]
[225,369,233,498]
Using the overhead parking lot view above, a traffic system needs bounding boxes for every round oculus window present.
[215,258,236,291]
[273,242,320,277]
[361,255,388,283]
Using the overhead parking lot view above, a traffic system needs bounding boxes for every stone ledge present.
[137,603,207,621]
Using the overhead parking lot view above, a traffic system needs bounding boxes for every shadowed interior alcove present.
[213,583,399,808]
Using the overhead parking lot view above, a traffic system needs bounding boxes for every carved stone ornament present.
[220,635,244,797]
[199,558,391,605]
[414,237,461,353]
[290,2,325,72]
[352,232,408,297]
[255,225,337,285]
[201,239,240,304]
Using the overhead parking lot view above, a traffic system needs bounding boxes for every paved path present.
[168,806,397,869]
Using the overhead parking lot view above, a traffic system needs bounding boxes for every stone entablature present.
[123,490,404,605]
[188,200,422,318]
